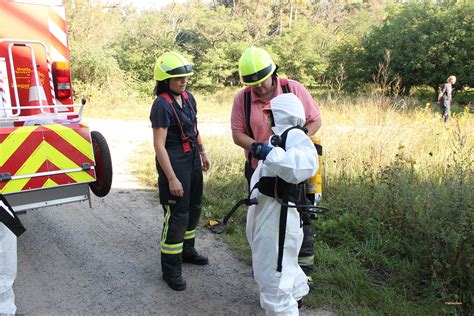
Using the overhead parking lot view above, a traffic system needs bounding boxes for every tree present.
[176,5,249,91]
[325,4,383,92]
[358,2,473,94]
[430,2,473,92]
[67,0,127,85]
[268,20,328,88]
[113,5,189,82]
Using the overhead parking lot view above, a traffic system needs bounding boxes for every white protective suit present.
[246,93,318,315]
[0,223,17,314]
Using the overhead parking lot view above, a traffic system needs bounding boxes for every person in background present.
[438,75,456,122]
[230,46,321,285]
[150,52,210,291]
[246,93,319,314]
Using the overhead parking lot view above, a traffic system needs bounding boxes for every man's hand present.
[251,142,273,160]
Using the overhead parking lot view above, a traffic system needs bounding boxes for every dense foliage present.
[67,0,473,96]
[340,2,474,94]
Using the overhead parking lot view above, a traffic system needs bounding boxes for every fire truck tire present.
[89,131,113,197]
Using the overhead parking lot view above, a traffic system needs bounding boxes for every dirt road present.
[14,119,333,315]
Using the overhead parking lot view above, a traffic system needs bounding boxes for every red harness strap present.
[159,92,202,148]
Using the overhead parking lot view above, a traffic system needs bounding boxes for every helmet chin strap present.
[164,80,182,97]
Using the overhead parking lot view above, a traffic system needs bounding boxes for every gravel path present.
[13,119,334,315]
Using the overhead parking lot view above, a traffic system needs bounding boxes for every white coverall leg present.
[246,93,319,316]
[0,223,17,314]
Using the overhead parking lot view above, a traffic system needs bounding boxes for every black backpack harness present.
[210,125,318,273]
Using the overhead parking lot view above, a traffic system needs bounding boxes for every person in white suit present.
[246,93,318,315]
[0,222,17,314]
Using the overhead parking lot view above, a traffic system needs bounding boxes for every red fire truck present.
[0,0,112,213]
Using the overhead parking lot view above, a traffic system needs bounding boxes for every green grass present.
[132,92,473,315]
[75,81,151,120]
[194,89,236,124]
[79,81,234,123]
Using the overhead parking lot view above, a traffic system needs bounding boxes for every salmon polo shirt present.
[231,78,321,169]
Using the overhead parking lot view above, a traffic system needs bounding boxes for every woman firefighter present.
[149,52,210,291]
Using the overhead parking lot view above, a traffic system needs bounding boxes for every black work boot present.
[307,275,315,292]
[182,253,209,265]
[163,274,186,291]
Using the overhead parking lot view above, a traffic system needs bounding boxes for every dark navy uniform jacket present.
[150,91,198,149]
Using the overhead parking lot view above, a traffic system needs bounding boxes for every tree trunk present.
[402,84,411,96]
[279,8,283,35]
[434,84,439,100]
[289,4,293,29]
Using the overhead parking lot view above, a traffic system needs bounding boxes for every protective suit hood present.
[270,93,306,135]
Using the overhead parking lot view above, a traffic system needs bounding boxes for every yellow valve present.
[307,135,323,200]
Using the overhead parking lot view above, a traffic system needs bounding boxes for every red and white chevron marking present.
[48,5,69,62]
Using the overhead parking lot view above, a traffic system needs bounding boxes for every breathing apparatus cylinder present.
[306,135,323,204]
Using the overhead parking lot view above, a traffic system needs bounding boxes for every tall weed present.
[316,98,473,313]
[76,80,151,120]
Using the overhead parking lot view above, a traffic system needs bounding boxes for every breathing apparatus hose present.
[222,197,257,226]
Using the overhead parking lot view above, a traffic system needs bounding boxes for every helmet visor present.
[241,64,273,85]
[167,64,193,76]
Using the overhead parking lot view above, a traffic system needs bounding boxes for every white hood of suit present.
[270,93,306,135]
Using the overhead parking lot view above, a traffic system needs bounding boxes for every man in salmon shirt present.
[230,46,322,293]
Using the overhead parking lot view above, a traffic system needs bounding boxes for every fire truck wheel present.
[89,131,113,197]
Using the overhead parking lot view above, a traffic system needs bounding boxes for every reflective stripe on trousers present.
[157,146,203,275]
